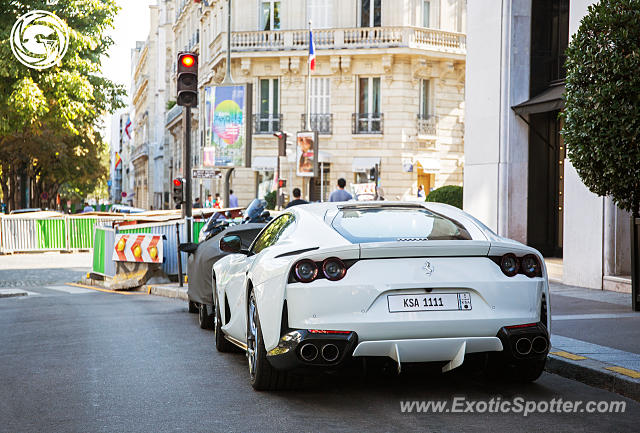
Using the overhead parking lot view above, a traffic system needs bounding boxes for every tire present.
[188,300,198,314]
[199,304,214,329]
[247,290,294,391]
[214,290,234,353]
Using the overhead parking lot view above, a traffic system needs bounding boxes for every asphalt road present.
[1,286,639,433]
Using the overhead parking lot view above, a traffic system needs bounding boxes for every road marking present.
[552,313,640,321]
[550,351,587,361]
[66,283,148,296]
[46,285,93,294]
[605,366,640,379]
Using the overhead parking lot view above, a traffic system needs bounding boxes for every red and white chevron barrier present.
[112,234,163,263]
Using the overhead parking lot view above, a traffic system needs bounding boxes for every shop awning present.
[512,83,565,115]
[415,157,440,173]
[352,157,380,173]
[251,156,277,171]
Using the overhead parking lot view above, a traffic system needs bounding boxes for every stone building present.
[178,0,467,206]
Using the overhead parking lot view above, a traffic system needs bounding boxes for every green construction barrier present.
[36,219,67,249]
[193,221,205,242]
[69,218,96,249]
[93,227,106,274]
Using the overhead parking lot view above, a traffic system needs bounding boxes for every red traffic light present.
[181,55,195,68]
[278,179,286,188]
[173,178,182,187]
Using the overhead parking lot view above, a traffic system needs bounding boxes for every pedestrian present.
[213,193,222,209]
[417,185,425,198]
[329,178,353,202]
[286,188,308,208]
[82,202,94,213]
[194,197,202,208]
[229,189,239,208]
[205,194,213,208]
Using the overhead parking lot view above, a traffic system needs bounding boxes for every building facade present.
[464,0,631,291]
[130,2,174,210]
[163,0,468,207]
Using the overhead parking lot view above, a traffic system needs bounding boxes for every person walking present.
[285,188,308,208]
[228,190,239,208]
[213,193,222,209]
[82,202,94,213]
[193,197,202,208]
[329,178,353,202]
[417,185,425,198]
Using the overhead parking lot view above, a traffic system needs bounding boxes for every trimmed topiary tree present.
[562,0,640,310]
[425,185,463,209]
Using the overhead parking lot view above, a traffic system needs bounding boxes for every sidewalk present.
[547,282,640,401]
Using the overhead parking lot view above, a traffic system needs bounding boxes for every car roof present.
[287,201,493,242]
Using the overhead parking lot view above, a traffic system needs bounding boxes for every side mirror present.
[179,242,199,254]
[220,235,243,253]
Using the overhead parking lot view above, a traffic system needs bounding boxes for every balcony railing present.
[215,26,464,60]
[352,113,384,135]
[417,114,437,136]
[301,114,333,135]
[131,143,149,162]
[253,113,282,134]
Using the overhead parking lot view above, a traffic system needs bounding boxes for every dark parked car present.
[182,223,266,329]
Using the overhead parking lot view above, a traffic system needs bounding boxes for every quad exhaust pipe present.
[531,336,548,354]
[321,344,340,362]
[514,336,548,355]
[299,342,341,363]
[300,343,319,362]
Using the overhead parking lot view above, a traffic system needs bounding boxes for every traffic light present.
[273,131,287,157]
[369,166,377,181]
[278,179,287,188]
[172,178,185,205]
[177,52,198,107]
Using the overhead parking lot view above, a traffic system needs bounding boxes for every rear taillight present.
[292,257,349,283]
[322,257,346,281]
[294,259,318,283]
[521,254,540,278]
[494,254,542,278]
[500,253,519,277]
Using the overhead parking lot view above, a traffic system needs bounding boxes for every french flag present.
[309,29,316,72]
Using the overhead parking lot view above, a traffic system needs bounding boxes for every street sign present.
[192,168,221,179]
[121,192,127,198]
[40,192,48,201]
[112,233,164,263]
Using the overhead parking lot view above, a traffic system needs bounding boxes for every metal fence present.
[0,216,117,254]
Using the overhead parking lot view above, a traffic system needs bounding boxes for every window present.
[257,78,280,133]
[361,0,381,27]
[354,77,382,134]
[423,1,430,28]
[251,214,295,254]
[260,0,281,31]
[331,207,472,244]
[306,77,332,134]
[308,0,333,29]
[420,79,431,117]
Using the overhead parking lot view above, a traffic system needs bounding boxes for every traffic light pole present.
[183,106,192,242]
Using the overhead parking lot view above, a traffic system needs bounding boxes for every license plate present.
[387,293,472,313]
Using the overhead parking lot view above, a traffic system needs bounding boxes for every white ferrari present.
[212,202,550,390]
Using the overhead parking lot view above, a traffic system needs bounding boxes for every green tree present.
[562,0,640,216]
[0,0,124,210]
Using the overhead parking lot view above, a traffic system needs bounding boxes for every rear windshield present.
[331,207,472,243]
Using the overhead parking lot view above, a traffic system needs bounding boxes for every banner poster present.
[205,85,248,167]
[296,130,319,177]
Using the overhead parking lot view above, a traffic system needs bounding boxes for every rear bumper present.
[267,330,358,370]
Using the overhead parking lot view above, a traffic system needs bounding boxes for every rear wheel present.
[247,290,294,391]
[214,291,234,352]
[188,300,198,314]
[199,304,214,329]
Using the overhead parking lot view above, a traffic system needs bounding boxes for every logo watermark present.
[10,10,69,70]
[400,397,627,417]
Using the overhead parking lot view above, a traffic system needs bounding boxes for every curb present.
[546,352,640,402]
[0,289,28,298]
[146,284,188,301]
